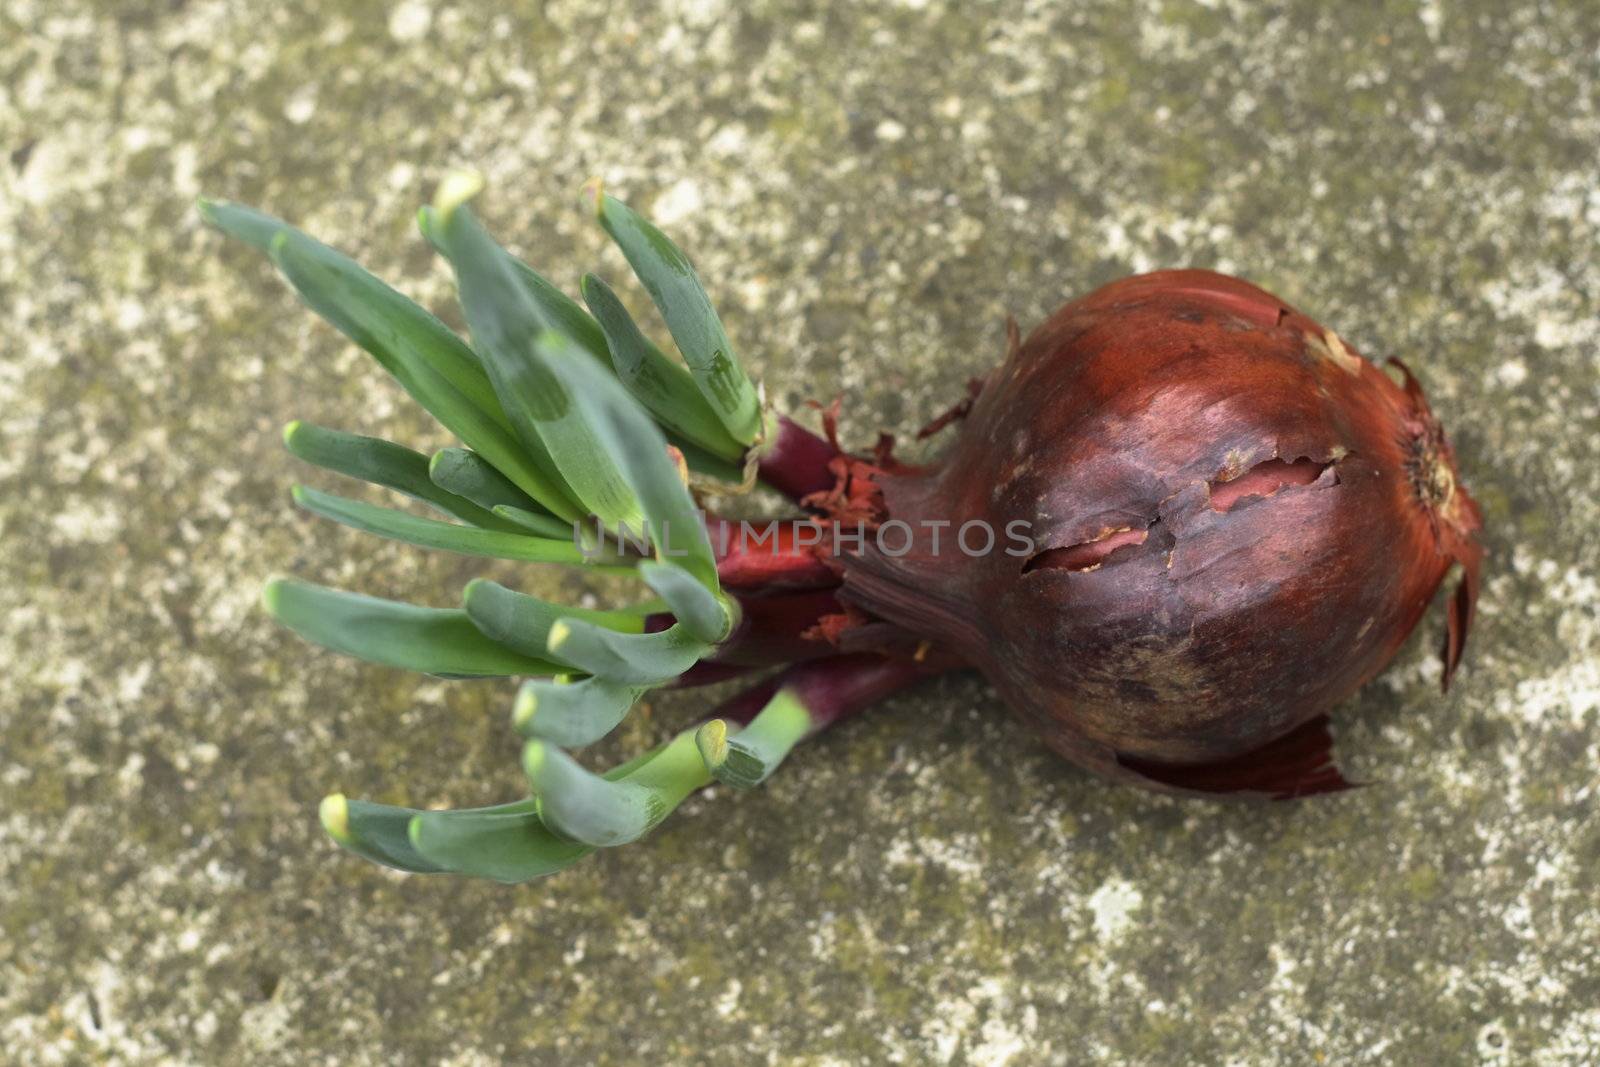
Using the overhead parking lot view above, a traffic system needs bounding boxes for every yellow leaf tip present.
[522,740,548,780]
[547,621,572,651]
[434,170,486,224]
[696,719,730,767]
[318,793,351,842]
[513,685,538,728]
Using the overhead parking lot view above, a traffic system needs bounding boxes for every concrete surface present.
[2,0,1597,1063]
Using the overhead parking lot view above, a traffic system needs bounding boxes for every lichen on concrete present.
[2,0,1597,1063]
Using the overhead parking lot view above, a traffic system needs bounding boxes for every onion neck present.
[816,462,992,660]
[754,414,842,502]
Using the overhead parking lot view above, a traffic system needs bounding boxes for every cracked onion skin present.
[838,270,1483,798]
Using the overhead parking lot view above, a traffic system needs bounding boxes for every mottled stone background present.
[3,0,1596,1063]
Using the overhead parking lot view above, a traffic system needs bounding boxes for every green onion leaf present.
[695,689,814,789]
[321,794,592,883]
[322,739,697,879]
[264,578,565,677]
[199,201,494,436]
[428,177,642,529]
[291,484,594,566]
[512,675,647,748]
[427,447,573,538]
[638,560,735,643]
[533,333,720,590]
[428,446,544,514]
[580,273,745,461]
[283,421,520,531]
[261,226,502,421]
[427,198,614,370]
[201,199,583,521]
[319,794,445,873]
[508,259,612,366]
[462,578,644,665]
[408,802,591,883]
[265,224,585,522]
[196,198,283,252]
[595,192,764,446]
[545,618,707,686]
[489,504,573,540]
[523,728,709,847]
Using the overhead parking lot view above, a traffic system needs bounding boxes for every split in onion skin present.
[831,270,1483,797]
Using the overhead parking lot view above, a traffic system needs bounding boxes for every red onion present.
[820,270,1484,797]
[204,185,1486,883]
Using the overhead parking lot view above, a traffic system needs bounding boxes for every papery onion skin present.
[836,271,1483,796]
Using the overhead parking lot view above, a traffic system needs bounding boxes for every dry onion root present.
[202,173,1482,882]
